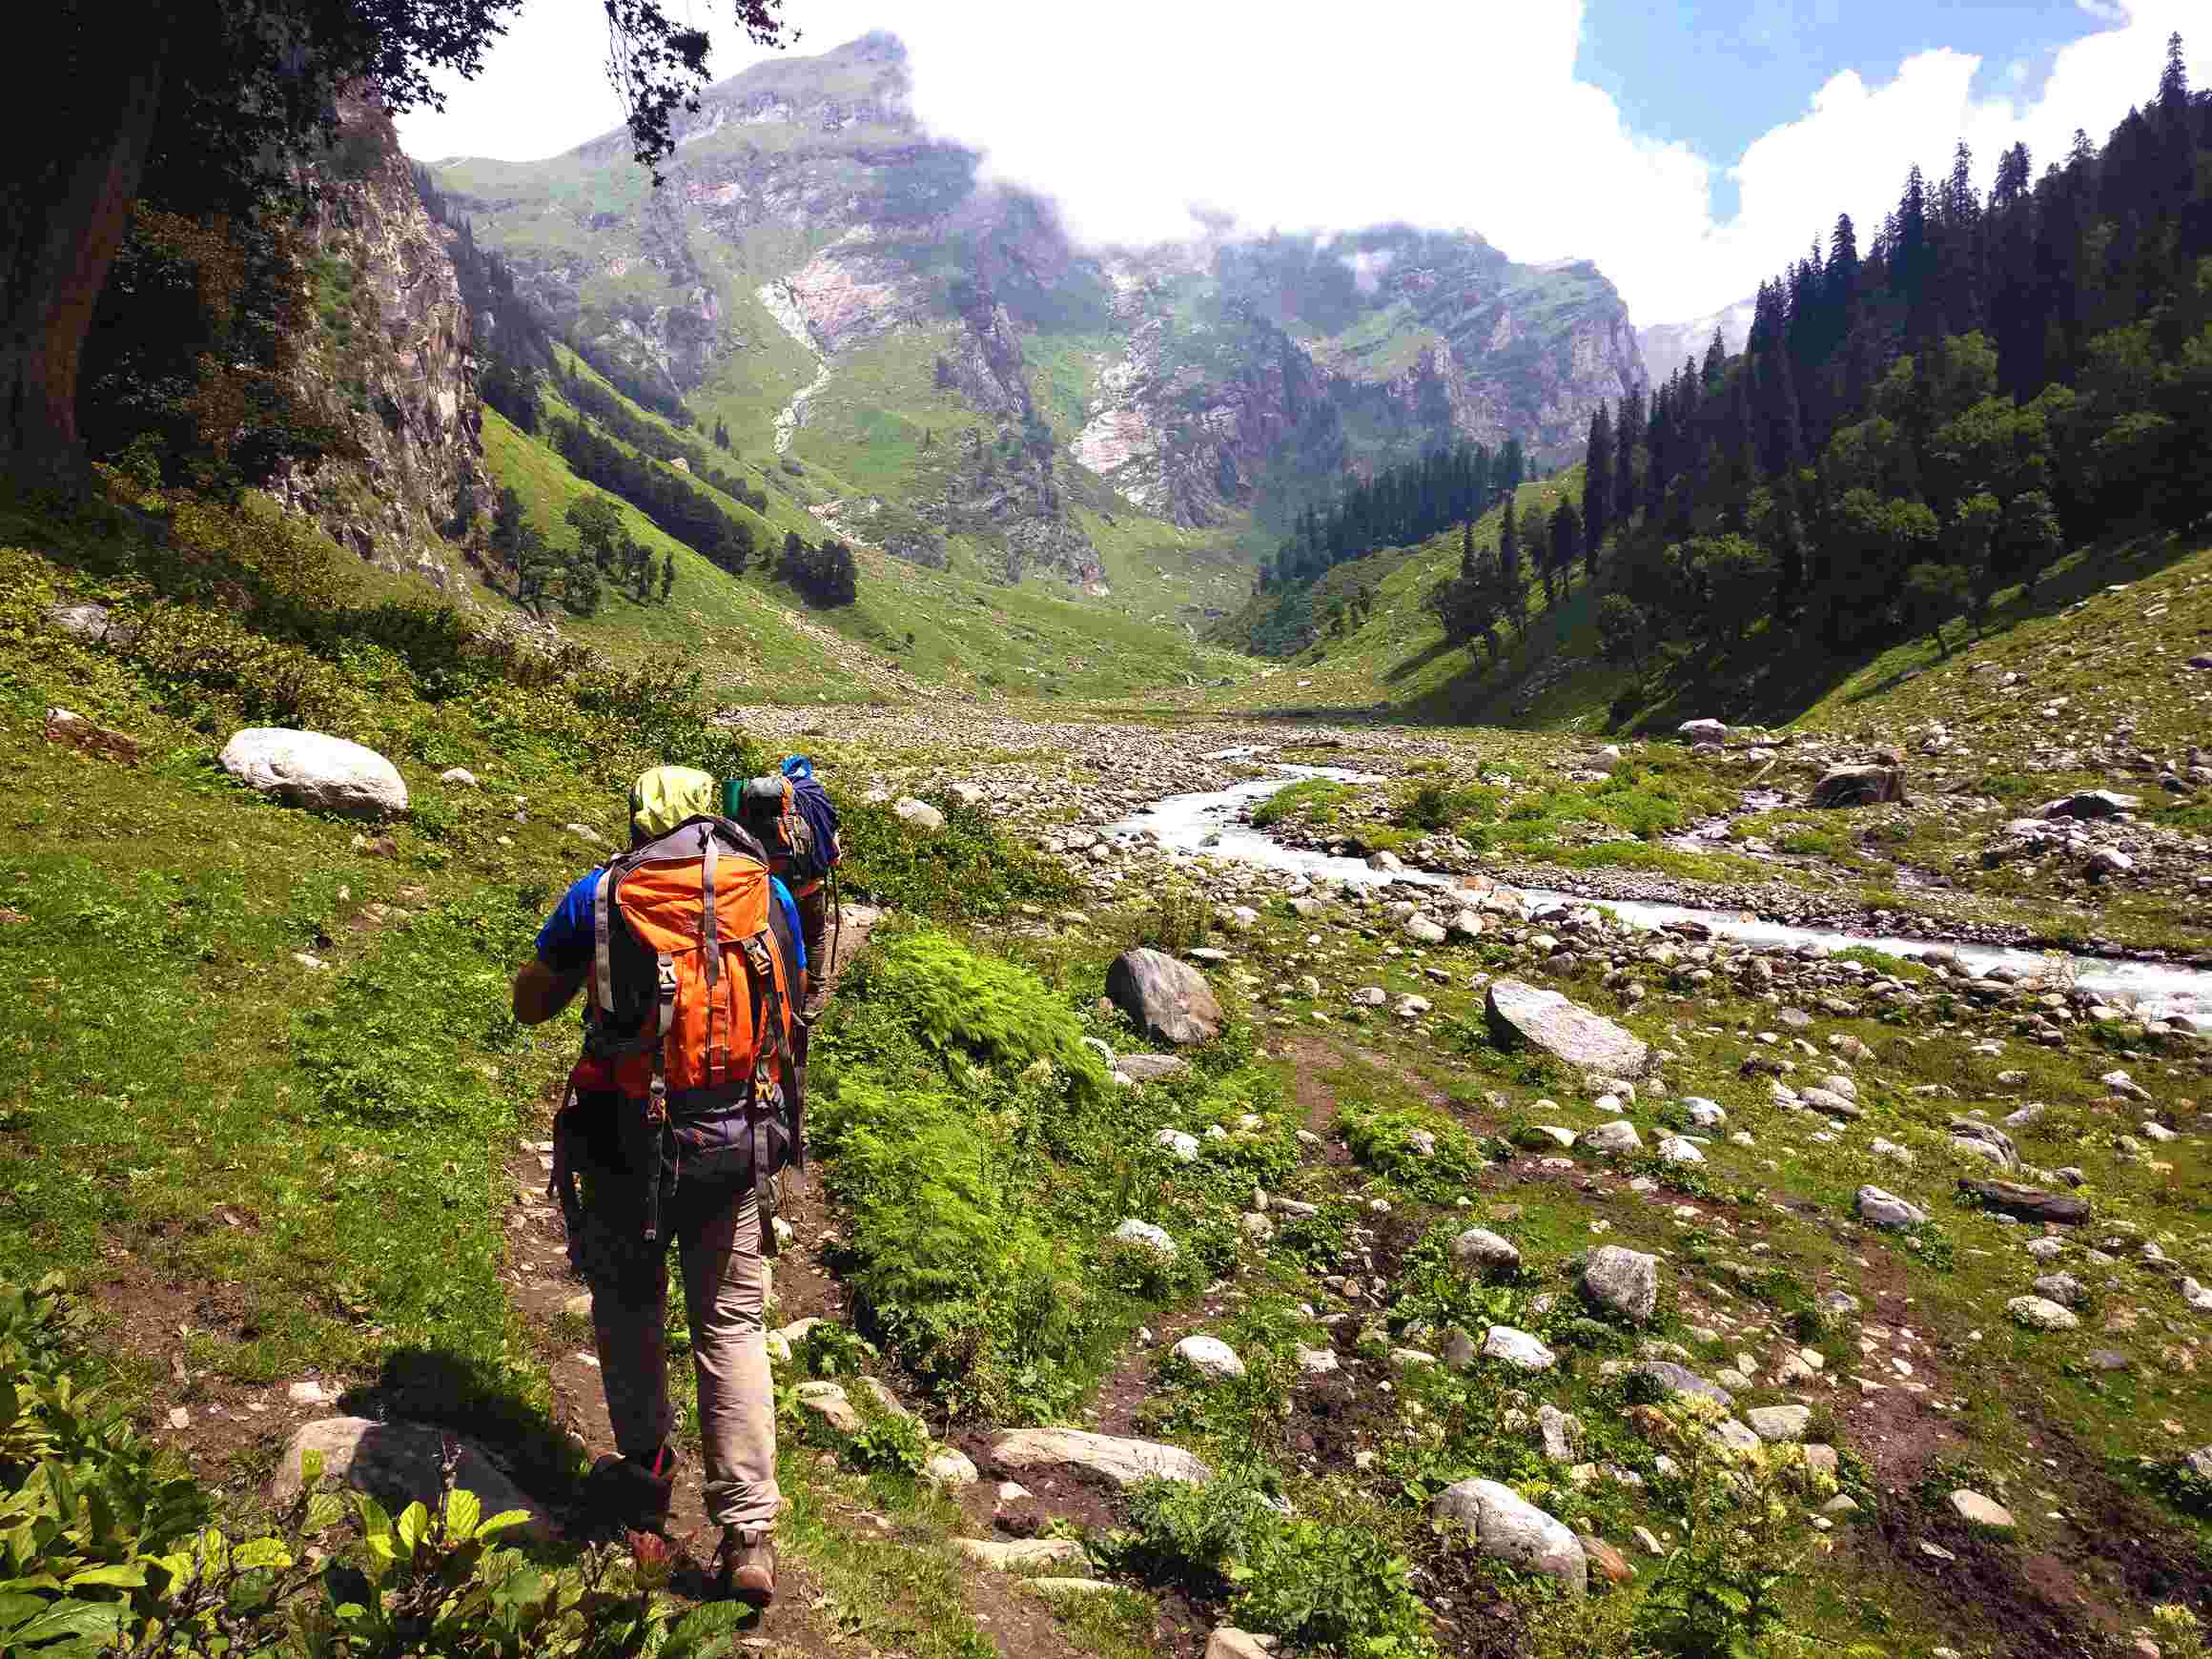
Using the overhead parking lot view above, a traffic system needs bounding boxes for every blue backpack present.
[779,756,841,885]
[726,756,841,887]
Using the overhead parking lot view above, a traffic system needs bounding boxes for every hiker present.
[725,755,841,1010]
[725,757,842,1163]
[511,764,806,1607]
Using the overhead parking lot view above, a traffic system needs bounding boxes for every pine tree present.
[1582,401,1612,576]
[1460,519,1477,581]
[660,550,676,602]
[1498,495,1520,617]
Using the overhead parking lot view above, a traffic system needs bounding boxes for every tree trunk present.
[0,16,172,492]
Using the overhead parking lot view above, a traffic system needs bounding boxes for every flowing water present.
[1105,766,2212,1023]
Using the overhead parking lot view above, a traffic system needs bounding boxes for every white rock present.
[1855,1186,1927,1229]
[1584,1120,1644,1156]
[892,797,946,834]
[924,1448,980,1490]
[438,767,478,788]
[1482,1326,1558,1371]
[1656,1135,1705,1165]
[991,1427,1214,1488]
[1154,1130,1200,1162]
[1582,1246,1661,1323]
[1432,1479,1587,1594]
[2006,1296,2079,1331]
[1452,1227,1522,1272]
[1112,1219,1178,1260]
[219,729,408,817]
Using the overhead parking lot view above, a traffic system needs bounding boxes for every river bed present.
[1104,767,2212,1024]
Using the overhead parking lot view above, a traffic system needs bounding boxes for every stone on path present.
[2007,1296,2079,1331]
[269,1418,548,1537]
[991,1427,1213,1488]
[955,1538,1089,1571]
[1296,1344,1340,1376]
[1118,1053,1191,1085]
[1107,949,1224,1046]
[1584,1120,1644,1156]
[220,728,408,817]
[1432,1478,1587,1594]
[1628,1362,1733,1407]
[1856,1186,1927,1229]
[925,1448,979,1490]
[1747,1405,1812,1443]
[1174,1335,1246,1380]
[1810,765,1906,809]
[45,707,141,763]
[1948,1490,2017,1530]
[892,797,945,833]
[2038,790,2140,820]
[796,1381,861,1432]
[1583,1246,1661,1323]
[1482,1326,1558,1371]
[1205,1631,1276,1659]
[1485,980,1649,1075]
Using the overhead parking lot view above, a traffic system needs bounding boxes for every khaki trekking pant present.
[570,1139,780,1534]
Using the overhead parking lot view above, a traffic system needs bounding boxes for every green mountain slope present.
[476,354,1257,700]
[421,32,1645,605]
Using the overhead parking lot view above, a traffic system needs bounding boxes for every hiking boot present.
[585,1444,679,1531]
[716,1527,776,1608]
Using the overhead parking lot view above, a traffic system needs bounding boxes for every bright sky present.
[394,0,2202,326]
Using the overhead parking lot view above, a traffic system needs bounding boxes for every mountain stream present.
[1104,765,2212,1024]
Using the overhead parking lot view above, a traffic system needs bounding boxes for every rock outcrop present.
[276,88,481,591]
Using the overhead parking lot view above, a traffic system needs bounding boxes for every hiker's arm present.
[512,958,585,1025]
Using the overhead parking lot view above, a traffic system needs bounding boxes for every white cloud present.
[395,0,2202,326]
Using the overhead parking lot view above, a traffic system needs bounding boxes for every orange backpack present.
[581,815,800,1241]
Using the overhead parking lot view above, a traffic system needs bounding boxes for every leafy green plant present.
[1096,1468,1281,1590]
[1228,1519,1436,1657]
[794,1322,879,1379]
[843,1410,932,1479]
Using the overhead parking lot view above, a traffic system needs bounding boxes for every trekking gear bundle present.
[724,755,841,890]
[555,805,803,1249]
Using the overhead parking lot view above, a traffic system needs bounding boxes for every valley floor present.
[10,518,2212,1657]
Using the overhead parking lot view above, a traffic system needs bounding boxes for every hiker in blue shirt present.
[511,765,803,1607]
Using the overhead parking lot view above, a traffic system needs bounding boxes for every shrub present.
[1229,1519,1435,1657]
[1100,1468,1282,1589]
[1340,1106,1486,1198]
[841,929,1105,1091]
[836,797,1077,921]
[843,1408,933,1478]
[812,1076,1090,1419]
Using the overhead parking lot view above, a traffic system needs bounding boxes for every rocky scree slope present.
[424,33,1644,585]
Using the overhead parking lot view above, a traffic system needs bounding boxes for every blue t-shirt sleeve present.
[771,877,807,977]
[535,870,604,975]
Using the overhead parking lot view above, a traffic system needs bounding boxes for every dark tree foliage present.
[1573,35,2212,667]
[1258,440,1511,589]
[778,532,858,606]
[548,417,754,577]
[10,0,791,488]
[550,362,765,508]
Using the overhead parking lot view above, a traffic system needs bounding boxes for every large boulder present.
[269,1418,548,1538]
[1108,949,1224,1046]
[220,729,408,817]
[1810,765,1907,809]
[991,1427,1213,1488]
[1485,980,1649,1075]
[1432,1478,1587,1595]
[1678,719,1728,744]
[1583,1246,1661,1323]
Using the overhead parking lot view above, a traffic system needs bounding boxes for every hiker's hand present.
[513,959,584,1024]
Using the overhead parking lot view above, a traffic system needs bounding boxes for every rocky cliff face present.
[429,33,1645,573]
[273,90,481,590]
